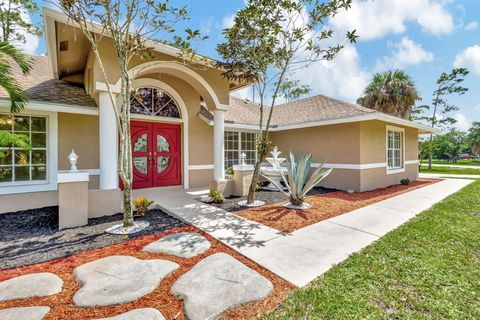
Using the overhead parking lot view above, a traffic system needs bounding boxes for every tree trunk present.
[246,135,270,204]
[428,133,433,169]
[289,195,303,206]
[123,183,134,227]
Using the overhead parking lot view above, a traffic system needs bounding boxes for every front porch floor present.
[139,179,474,287]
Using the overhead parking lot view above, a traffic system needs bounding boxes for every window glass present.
[0,114,48,184]
[224,131,257,169]
[387,128,403,170]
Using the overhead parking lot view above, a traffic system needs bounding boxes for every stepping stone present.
[143,232,211,258]
[0,273,63,302]
[171,253,273,320]
[0,306,50,320]
[73,255,178,307]
[95,308,165,320]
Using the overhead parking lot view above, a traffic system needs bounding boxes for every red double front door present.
[131,121,181,189]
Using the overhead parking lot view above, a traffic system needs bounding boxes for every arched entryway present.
[129,85,185,189]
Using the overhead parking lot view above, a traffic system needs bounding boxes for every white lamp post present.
[68,149,78,172]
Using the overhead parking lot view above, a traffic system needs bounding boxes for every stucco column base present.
[58,171,89,230]
[210,179,234,197]
[233,164,254,197]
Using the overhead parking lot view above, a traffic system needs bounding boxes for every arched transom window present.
[130,87,181,118]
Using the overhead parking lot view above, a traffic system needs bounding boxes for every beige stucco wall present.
[58,113,99,171]
[270,120,420,192]
[270,123,362,191]
[91,37,230,107]
[360,120,418,163]
[0,191,58,214]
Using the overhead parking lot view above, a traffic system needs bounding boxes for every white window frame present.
[224,130,257,169]
[0,108,58,195]
[385,125,405,175]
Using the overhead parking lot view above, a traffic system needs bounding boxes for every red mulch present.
[0,226,293,320]
[235,179,440,233]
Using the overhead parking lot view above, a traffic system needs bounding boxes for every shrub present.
[209,189,225,203]
[226,166,234,178]
[133,196,154,216]
[400,178,410,185]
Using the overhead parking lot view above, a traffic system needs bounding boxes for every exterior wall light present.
[68,149,79,172]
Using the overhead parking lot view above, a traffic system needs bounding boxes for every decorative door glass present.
[157,135,170,152]
[133,133,148,152]
[157,156,170,173]
[133,156,148,174]
[130,88,181,118]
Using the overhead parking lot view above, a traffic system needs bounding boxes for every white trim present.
[86,169,100,175]
[220,112,439,134]
[0,109,58,195]
[113,61,223,111]
[0,99,98,115]
[57,171,89,183]
[311,162,386,170]
[188,164,214,170]
[405,160,419,165]
[386,125,406,175]
[131,79,190,189]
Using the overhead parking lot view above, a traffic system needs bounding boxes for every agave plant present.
[262,152,332,209]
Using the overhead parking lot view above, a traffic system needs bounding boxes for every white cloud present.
[465,21,478,31]
[231,87,253,101]
[221,13,236,29]
[454,44,480,75]
[454,112,471,131]
[330,0,455,40]
[375,37,434,71]
[474,104,480,113]
[200,17,214,35]
[294,43,370,103]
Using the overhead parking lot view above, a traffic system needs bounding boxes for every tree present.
[217,0,357,205]
[0,0,42,43]
[357,70,420,120]
[0,41,31,112]
[59,0,202,228]
[412,68,469,168]
[467,122,480,156]
[432,129,468,163]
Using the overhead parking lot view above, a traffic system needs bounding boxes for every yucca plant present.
[262,152,332,209]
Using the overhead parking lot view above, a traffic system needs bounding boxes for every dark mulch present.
[206,186,336,213]
[0,207,185,270]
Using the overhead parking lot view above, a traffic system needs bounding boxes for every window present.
[386,126,404,172]
[130,87,181,118]
[224,131,257,169]
[0,114,48,184]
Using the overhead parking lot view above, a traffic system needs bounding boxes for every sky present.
[25,0,480,131]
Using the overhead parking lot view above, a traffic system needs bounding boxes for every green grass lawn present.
[264,180,480,320]
[420,165,480,175]
[430,159,480,166]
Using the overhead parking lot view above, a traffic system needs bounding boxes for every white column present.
[99,91,119,189]
[213,110,225,181]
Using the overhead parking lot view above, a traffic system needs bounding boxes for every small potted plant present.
[208,189,225,204]
[133,196,154,217]
[226,166,234,179]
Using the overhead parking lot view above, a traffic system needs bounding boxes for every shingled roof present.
[220,95,375,127]
[0,55,97,108]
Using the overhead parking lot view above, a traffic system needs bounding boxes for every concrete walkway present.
[428,163,480,169]
[139,179,473,287]
[420,173,480,179]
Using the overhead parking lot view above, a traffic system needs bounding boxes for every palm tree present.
[0,41,31,112]
[357,70,420,119]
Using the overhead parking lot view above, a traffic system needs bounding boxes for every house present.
[0,8,436,214]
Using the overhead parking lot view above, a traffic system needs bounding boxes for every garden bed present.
[0,226,293,320]
[205,186,336,212]
[0,207,185,269]
[234,179,439,233]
